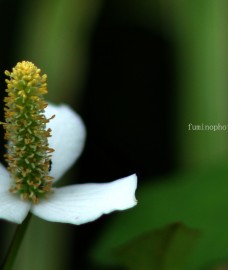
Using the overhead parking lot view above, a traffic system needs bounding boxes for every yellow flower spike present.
[3,61,54,203]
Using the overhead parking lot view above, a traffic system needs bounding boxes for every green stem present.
[1,213,32,270]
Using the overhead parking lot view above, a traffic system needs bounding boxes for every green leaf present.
[116,222,200,270]
[90,162,228,270]
[204,262,228,270]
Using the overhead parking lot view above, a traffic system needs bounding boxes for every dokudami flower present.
[0,61,137,225]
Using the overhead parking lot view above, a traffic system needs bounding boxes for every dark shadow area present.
[73,2,177,269]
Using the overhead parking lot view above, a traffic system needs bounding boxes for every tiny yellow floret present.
[3,61,54,203]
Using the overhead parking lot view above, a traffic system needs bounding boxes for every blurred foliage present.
[91,161,228,269]
[115,222,200,270]
[159,0,228,167]
[10,0,104,105]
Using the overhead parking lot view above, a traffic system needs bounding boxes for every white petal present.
[45,103,86,181]
[0,163,31,224]
[31,174,137,225]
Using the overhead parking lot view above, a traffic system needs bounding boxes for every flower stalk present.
[1,213,32,270]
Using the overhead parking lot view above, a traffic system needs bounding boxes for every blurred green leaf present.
[116,222,200,270]
[205,262,228,270]
[16,0,103,105]
[91,161,228,270]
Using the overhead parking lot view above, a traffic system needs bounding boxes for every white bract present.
[0,104,137,225]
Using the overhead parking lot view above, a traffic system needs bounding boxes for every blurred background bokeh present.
[1,0,228,269]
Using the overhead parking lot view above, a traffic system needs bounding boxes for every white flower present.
[0,104,137,225]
